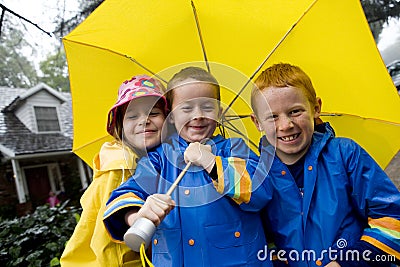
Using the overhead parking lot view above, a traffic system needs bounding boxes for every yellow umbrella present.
[63,0,400,168]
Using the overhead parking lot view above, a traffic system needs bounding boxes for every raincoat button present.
[188,239,195,246]
[281,170,286,175]
[308,165,313,171]
[153,239,158,245]
[184,189,190,195]
[316,260,322,266]
[234,231,241,238]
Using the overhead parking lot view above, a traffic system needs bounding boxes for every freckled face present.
[123,96,166,152]
[251,86,321,164]
[169,82,221,143]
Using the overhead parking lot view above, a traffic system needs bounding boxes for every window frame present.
[33,105,62,133]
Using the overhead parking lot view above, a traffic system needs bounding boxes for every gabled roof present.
[0,85,73,158]
[2,83,68,112]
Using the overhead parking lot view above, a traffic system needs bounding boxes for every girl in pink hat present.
[61,75,168,266]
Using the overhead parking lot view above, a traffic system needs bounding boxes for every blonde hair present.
[251,63,317,114]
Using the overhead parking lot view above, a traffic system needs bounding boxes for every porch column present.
[11,159,26,203]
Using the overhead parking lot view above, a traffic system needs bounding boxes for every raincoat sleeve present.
[212,138,271,208]
[103,154,161,242]
[343,139,400,261]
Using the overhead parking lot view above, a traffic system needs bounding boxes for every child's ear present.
[313,97,322,119]
[251,113,263,132]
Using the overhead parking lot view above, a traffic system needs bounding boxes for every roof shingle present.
[0,86,73,157]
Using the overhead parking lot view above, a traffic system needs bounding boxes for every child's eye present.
[127,115,138,120]
[181,106,193,112]
[289,109,302,116]
[265,114,277,121]
[202,105,215,112]
[149,112,160,117]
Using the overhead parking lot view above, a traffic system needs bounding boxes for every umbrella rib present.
[224,114,252,121]
[222,0,319,118]
[321,112,400,126]
[125,55,168,84]
[72,135,112,152]
[63,38,168,84]
[220,116,259,150]
[191,0,210,73]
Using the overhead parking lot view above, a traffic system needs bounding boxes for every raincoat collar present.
[95,140,137,172]
[166,132,226,152]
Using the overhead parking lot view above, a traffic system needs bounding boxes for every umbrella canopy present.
[63,0,400,168]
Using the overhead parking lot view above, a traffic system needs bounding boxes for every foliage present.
[0,202,17,220]
[0,27,38,88]
[0,201,81,267]
[53,0,104,39]
[361,0,400,39]
[361,0,400,24]
[39,49,70,92]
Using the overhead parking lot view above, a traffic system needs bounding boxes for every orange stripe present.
[369,217,400,232]
[361,235,400,260]
[232,158,251,204]
[214,156,224,194]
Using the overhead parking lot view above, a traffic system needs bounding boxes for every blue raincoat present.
[104,133,271,267]
[257,126,400,266]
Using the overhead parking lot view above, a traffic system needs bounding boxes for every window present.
[34,106,61,132]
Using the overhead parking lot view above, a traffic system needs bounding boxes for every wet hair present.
[251,63,317,115]
[166,66,220,108]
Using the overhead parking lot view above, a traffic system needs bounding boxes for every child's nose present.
[138,115,150,125]
[192,107,205,119]
[278,116,294,130]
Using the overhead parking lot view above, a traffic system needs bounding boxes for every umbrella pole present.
[125,139,208,252]
[166,162,191,196]
[124,161,192,252]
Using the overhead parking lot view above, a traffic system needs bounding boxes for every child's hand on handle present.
[184,142,215,173]
[125,194,175,227]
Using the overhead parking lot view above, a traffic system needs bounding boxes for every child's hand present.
[126,194,175,227]
[184,142,215,173]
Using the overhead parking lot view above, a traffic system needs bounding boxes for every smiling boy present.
[250,63,400,267]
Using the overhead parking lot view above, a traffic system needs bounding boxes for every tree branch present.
[0,4,52,38]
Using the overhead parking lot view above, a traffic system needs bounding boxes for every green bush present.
[0,201,81,267]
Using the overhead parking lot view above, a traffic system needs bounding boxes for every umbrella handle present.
[165,139,208,196]
[166,162,191,196]
[124,161,192,252]
[124,141,208,252]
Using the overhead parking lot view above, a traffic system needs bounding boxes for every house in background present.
[0,83,91,216]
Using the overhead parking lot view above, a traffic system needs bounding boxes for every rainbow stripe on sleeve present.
[213,156,252,204]
[103,192,144,219]
[361,217,400,260]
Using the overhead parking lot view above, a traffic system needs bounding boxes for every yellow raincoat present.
[60,141,140,266]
